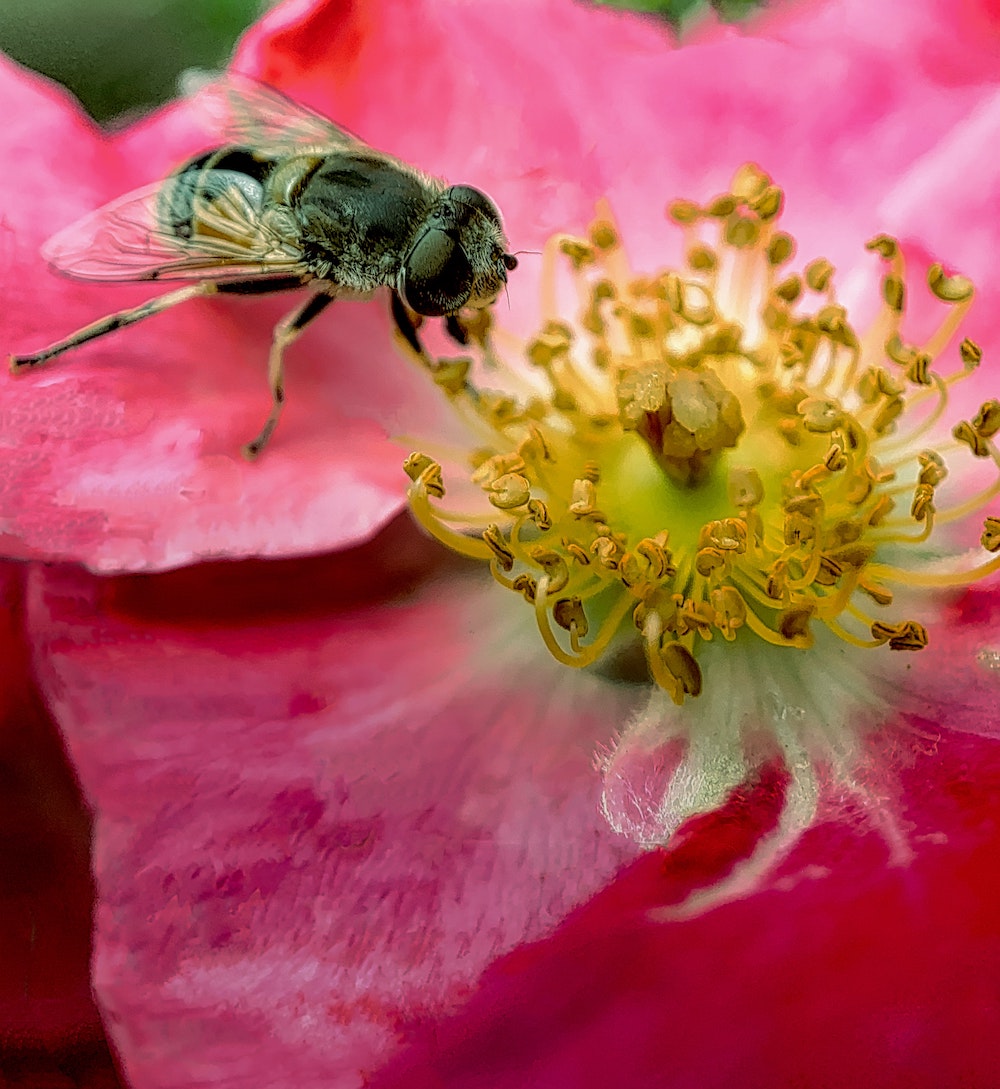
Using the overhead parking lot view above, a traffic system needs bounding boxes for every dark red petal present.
[0,563,122,1085]
[368,721,1000,1089]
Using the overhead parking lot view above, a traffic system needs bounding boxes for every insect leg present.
[390,290,430,359]
[391,294,473,354]
[444,315,469,346]
[9,282,218,372]
[242,289,336,460]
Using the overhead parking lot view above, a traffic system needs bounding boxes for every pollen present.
[402,165,1000,705]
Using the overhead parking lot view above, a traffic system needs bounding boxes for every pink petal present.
[879,90,1000,339]
[234,0,1000,275]
[26,520,645,1087]
[761,0,1000,86]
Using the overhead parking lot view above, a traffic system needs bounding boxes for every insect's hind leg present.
[242,288,336,460]
[9,282,218,372]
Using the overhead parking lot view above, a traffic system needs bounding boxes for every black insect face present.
[398,185,516,317]
[399,227,475,317]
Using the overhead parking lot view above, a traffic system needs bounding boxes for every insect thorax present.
[293,154,441,290]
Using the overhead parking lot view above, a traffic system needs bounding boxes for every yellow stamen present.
[400,166,1000,702]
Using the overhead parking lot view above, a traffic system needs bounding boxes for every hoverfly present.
[10,75,518,458]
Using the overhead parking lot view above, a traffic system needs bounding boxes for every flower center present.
[403,165,1000,704]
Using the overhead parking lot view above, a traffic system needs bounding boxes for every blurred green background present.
[0,0,763,123]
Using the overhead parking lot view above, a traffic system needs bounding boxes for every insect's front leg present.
[390,292,471,358]
[390,290,429,360]
[444,315,469,346]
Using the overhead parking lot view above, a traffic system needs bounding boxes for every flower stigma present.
[401,165,1000,720]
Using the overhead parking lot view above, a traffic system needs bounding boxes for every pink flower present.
[5,0,1000,1086]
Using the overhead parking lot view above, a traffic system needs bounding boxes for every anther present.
[973,401,1000,439]
[527,498,551,529]
[882,275,906,312]
[563,540,591,566]
[591,536,623,569]
[917,450,947,487]
[553,596,589,637]
[558,237,595,269]
[779,606,815,643]
[688,245,717,272]
[472,452,526,485]
[512,574,537,602]
[805,259,835,292]
[569,478,601,518]
[960,338,983,368]
[667,199,701,225]
[707,194,738,218]
[483,524,515,571]
[928,264,974,302]
[487,473,532,509]
[953,420,991,458]
[872,396,905,434]
[825,444,848,472]
[725,215,760,248]
[729,466,764,508]
[660,642,703,700]
[530,548,570,593]
[675,598,715,640]
[866,234,899,260]
[710,587,747,640]
[749,184,783,220]
[799,398,844,433]
[775,276,803,303]
[403,452,446,498]
[429,357,472,394]
[590,221,618,250]
[905,352,931,386]
[870,620,928,650]
[910,485,936,522]
[767,232,795,266]
[696,548,726,577]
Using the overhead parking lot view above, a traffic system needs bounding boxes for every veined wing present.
[42,174,307,283]
[184,71,370,157]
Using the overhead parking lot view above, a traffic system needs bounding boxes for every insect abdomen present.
[162,146,275,240]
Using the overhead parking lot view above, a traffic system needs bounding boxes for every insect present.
[10,74,518,458]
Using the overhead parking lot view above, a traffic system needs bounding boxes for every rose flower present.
[3,0,1000,1086]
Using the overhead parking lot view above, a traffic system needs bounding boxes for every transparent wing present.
[43,174,308,283]
[185,71,368,156]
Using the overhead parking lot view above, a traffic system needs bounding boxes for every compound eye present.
[401,228,474,316]
[444,185,503,227]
